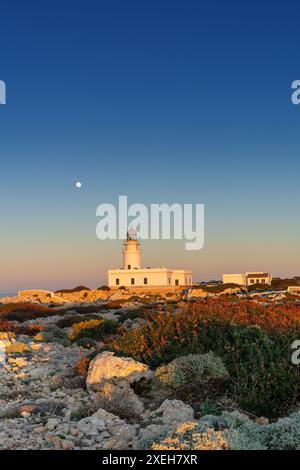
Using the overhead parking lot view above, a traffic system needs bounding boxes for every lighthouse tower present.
[123,228,141,270]
[108,227,192,287]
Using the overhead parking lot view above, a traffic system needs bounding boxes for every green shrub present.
[76,337,98,349]
[155,352,229,400]
[199,400,222,417]
[56,314,99,329]
[34,331,71,346]
[44,325,68,339]
[119,308,157,323]
[69,319,119,341]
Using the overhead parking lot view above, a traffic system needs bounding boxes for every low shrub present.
[16,323,44,336]
[155,352,229,400]
[198,399,222,417]
[56,314,99,329]
[63,301,123,315]
[34,331,71,346]
[149,421,229,450]
[97,285,111,291]
[248,283,272,292]
[43,325,68,339]
[6,342,31,354]
[69,319,119,341]
[55,286,90,293]
[76,337,98,349]
[0,319,43,336]
[151,410,300,450]
[0,303,59,322]
[119,308,157,323]
[75,356,91,376]
[196,283,242,294]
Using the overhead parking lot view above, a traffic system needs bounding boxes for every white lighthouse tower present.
[123,228,141,269]
[108,229,192,287]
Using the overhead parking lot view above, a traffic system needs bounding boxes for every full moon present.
[75,181,82,188]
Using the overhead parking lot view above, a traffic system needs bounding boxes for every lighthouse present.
[123,228,141,269]
[108,228,192,288]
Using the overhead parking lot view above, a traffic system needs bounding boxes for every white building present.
[108,230,192,288]
[222,272,272,287]
[287,286,300,295]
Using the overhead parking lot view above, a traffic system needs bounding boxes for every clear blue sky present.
[1,0,300,291]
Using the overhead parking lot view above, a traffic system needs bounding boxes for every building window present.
[250,279,255,284]
[144,277,148,285]
[131,278,135,285]
[168,277,171,284]
[256,279,260,283]
[175,279,179,286]
[116,278,120,285]
[261,279,266,283]
[128,264,131,269]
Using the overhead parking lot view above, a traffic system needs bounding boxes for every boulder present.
[87,352,151,390]
[86,352,152,418]
[187,288,212,299]
[150,399,194,425]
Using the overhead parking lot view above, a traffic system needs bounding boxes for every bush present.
[196,283,242,294]
[119,308,157,323]
[148,410,300,450]
[6,342,30,354]
[0,319,43,336]
[56,314,99,329]
[55,286,90,293]
[199,400,222,417]
[149,422,229,450]
[155,352,229,400]
[75,356,91,376]
[0,303,59,322]
[111,300,300,417]
[97,285,111,291]
[196,410,300,450]
[34,331,71,346]
[63,301,123,315]
[69,319,119,341]
[76,337,97,349]
[248,283,271,292]
[43,325,68,339]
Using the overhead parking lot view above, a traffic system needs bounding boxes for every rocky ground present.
[0,286,300,450]
[0,330,198,450]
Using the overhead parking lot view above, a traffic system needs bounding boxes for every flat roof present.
[247,273,270,278]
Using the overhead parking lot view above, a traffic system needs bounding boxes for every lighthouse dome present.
[127,227,137,240]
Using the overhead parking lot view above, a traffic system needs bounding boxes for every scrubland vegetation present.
[111,300,300,417]
[1,292,300,450]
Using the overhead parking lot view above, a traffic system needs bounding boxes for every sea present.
[0,293,16,298]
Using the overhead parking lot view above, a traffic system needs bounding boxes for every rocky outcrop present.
[150,399,194,425]
[86,352,152,418]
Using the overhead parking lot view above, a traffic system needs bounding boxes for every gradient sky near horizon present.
[1,0,300,292]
